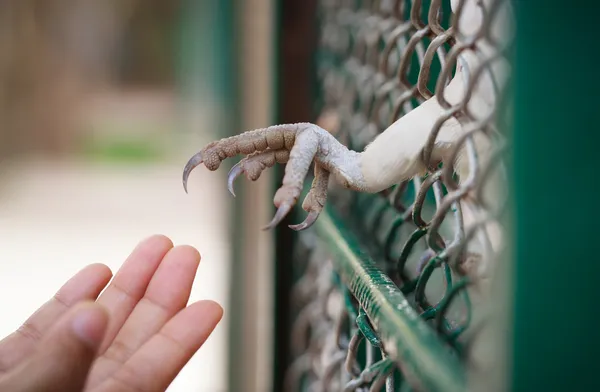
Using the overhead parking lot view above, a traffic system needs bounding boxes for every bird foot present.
[182,123,350,230]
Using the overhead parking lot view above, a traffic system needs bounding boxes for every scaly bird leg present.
[183,122,365,230]
[288,163,330,231]
[264,129,320,230]
[182,124,298,192]
[182,97,485,232]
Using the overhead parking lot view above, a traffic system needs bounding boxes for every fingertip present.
[158,300,224,349]
[129,234,175,265]
[85,263,113,280]
[71,302,109,350]
[169,244,202,264]
[54,263,114,306]
[197,300,224,322]
[139,234,174,251]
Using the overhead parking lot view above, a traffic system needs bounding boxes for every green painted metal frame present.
[313,202,466,392]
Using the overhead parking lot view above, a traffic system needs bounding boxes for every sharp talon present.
[182,152,204,193]
[262,203,293,231]
[227,162,244,197]
[288,210,320,231]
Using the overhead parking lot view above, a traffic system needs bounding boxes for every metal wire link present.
[286,0,513,390]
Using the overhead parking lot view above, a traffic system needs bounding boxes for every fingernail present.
[71,306,108,349]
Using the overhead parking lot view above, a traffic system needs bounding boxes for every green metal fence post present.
[511,1,600,390]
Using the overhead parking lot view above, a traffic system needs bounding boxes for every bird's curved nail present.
[227,161,244,197]
[182,152,204,193]
[288,210,320,231]
[262,203,293,231]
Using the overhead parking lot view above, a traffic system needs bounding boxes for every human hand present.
[0,235,223,392]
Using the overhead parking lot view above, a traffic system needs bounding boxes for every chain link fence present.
[283,0,513,390]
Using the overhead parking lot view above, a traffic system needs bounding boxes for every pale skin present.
[0,235,223,392]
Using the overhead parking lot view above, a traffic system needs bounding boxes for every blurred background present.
[0,0,277,391]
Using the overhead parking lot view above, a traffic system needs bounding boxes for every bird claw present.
[263,202,293,231]
[182,152,204,193]
[227,161,244,197]
[182,123,336,231]
[288,210,320,231]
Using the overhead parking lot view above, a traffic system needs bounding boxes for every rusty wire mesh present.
[284,0,513,390]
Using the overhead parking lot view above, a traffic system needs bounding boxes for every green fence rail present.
[282,0,512,390]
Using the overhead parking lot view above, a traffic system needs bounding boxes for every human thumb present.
[1,301,108,392]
